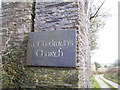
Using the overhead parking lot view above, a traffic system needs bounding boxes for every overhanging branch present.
[90,0,105,20]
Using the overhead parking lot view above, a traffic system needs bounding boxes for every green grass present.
[100,77,117,90]
[91,75,100,89]
[104,74,120,85]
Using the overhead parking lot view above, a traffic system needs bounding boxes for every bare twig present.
[2,49,13,56]
[2,31,13,52]
[1,31,13,56]
[90,0,105,20]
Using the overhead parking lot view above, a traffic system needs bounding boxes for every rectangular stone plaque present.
[27,30,76,67]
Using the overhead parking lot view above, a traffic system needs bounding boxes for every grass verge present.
[100,77,117,90]
[104,74,120,85]
[91,75,100,89]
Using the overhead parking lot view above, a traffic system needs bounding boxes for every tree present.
[114,59,120,67]
[90,0,109,50]
[94,62,101,70]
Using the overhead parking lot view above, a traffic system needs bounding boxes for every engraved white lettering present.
[36,40,74,47]
[36,48,64,57]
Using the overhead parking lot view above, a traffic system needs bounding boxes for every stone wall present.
[35,1,91,88]
[35,2,79,31]
[1,0,91,88]
[1,2,32,46]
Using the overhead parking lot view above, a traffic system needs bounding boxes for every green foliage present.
[104,74,120,85]
[94,62,101,70]
[100,76,117,90]
[90,1,109,50]
[91,75,100,88]
[90,18,105,50]
[63,72,78,84]
[104,67,120,85]
[1,35,78,88]
[29,68,77,87]
[2,37,36,88]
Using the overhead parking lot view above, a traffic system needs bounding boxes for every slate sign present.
[27,30,76,67]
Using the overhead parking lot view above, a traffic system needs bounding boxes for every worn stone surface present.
[34,1,91,88]
[1,0,91,88]
[35,2,79,31]
[1,2,32,46]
